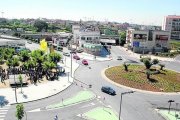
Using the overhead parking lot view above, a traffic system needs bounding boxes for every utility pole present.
[168,100,175,113]
[1,11,4,18]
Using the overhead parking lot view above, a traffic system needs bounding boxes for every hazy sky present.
[1,0,180,25]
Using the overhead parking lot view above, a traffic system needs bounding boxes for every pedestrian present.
[54,115,58,120]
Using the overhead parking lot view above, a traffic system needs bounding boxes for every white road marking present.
[80,102,95,108]
[27,108,41,112]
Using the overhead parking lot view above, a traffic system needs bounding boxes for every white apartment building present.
[162,15,180,40]
[126,29,170,53]
[72,25,80,44]
[72,25,102,56]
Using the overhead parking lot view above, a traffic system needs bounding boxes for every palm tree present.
[19,50,30,62]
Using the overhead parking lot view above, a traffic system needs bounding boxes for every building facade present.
[162,15,180,40]
[52,32,72,48]
[126,29,170,53]
[72,25,103,56]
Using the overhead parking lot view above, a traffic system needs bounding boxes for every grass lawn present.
[170,40,180,50]
[83,107,118,120]
[105,65,180,92]
[46,90,95,109]
[158,109,180,120]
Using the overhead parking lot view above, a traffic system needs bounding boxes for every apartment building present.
[126,29,170,53]
[162,15,180,40]
[72,24,102,56]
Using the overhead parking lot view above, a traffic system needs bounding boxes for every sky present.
[0,0,180,26]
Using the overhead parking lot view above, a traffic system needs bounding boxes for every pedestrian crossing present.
[0,105,10,120]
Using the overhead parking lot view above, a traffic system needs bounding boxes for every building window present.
[87,37,92,40]
[81,37,85,40]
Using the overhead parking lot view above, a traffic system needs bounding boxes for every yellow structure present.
[40,39,48,52]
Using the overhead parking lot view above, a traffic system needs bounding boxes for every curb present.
[10,80,73,105]
[101,67,180,95]
[46,91,96,110]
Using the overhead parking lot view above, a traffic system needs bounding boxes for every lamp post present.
[119,91,134,120]
[13,67,18,103]
[70,52,72,77]
[168,100,175,113]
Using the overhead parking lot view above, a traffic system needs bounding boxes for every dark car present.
[76,49,84,53]
[101,86,116,95]
[63,52,70,57]
[73,55,80,60]
[117,56,122,60]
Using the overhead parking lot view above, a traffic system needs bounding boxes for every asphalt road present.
[74,46,180,120]
[4,43,180,120]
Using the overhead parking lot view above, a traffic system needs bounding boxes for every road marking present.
[80,102,95,108]
[0,110,7,112]
[97,96,101,99]
[0,115,5,118]
[0,113,6,115]
[27,108,41,112]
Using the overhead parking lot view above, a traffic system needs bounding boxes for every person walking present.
[54,115,58,120]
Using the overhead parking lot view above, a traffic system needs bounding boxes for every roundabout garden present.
[105,58,180,92]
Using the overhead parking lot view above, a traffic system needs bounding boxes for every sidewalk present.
[118,46,175,62]
[0,57,79,104]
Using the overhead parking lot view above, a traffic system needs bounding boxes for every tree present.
[16,104,24,120]
[49,52,61,64]
[159,64,165,70]
[140,57,159,69]
[123,62,130,71]
[18,74,23,93]
[19,50,30,62]
[34,20,48,32]
[119,31,126,46]
[146,70,151,80]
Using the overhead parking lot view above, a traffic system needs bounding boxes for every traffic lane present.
[74,60,164,120]
[160,60,180,72]
[21,99,102,120]
[111,46,140,63]
[5,84,84,120]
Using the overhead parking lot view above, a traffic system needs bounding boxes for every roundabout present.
[104,64,180,92]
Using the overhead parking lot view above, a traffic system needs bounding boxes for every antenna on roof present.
[1,11,4,18]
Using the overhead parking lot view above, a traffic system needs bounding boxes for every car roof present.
[102,86,113,89]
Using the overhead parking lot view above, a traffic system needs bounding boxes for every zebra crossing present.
[0,105,10,120]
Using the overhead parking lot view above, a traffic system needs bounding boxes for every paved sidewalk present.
[118,46,175,62]
[0,49,112,104]
[0,57,79,104]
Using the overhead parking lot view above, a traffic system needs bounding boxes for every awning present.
[100,39,116,43]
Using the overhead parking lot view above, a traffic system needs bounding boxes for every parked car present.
[27,41,32,44]
[117,56,122,60]
[70,51,76,54]
[63,52,70,57]
[76,49,84,53]
[101,86,116,95]
[82,59,88,65]
[57,46,63,51]
[73,55,80,60]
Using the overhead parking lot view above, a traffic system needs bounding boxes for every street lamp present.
[119,91,135,120]
[168,100,175,113]
[70,52,73,77]
[13,67,18,103]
